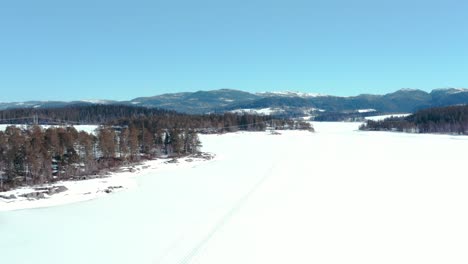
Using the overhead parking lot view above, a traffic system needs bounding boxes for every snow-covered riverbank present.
[0,153,214,211]
[2,126,468,264]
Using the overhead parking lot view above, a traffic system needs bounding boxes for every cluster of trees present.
[359,117,417,133]
[360,105,468,134]
[0,125,200,191]
[0,104,176,125]
[0,105,313,191]
[109,113,313,134]
[0,105,313,132]
[314,111,382,122]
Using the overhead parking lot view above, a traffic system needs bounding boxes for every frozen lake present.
[1,122,468,264]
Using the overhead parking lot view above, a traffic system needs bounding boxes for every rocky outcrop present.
[20,192,46,200]
[47,185,68,195]
[104,186,123,193]
[2,185,70,200]
[0,194,16,200]
[34,185,69,196]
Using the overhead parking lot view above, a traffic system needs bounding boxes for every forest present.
[0,105,312,191]
[0,104,312,131]
[0,104,182,125]
[313,111,383,122]
[359,105,468,134]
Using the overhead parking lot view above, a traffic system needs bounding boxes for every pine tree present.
[128,126,140,161]
[119,127,130,160]
[98,127,116,159]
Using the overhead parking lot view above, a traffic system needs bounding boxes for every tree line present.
[0,104,177,125]
[0,124,201,191]
[0,104,312,132]
[313,111,383,122]
[0,105,313,191]
[359,105,468,134]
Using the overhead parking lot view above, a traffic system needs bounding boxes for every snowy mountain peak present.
[256,91,324,98]
[79,99,113,104]
[397,88,423,92]
[432,88,468,94]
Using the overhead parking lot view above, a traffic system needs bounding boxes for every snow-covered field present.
[0,156,212,212]
[365,113,411,121]
[357,108,376,113]
[229,107,284,115]
[1,123,468,264]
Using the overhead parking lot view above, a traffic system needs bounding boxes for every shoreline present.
[0,153,215,212]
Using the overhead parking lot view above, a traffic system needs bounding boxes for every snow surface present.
[365,113,411,121]
[0,167,139,212]
[1,123,468,264]
[447,88,468,94]
[80,99,112,104]
[433,87,468,94]
[257,91,324,97]
[230,107,284,115]
[231,107,324,115]
[357,108,376,113]
[398,88,421,92]
[0,157,212,212]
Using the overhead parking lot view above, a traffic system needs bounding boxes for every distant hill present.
[2,88,468,118]
[430,88,468,106]
[126,89,260,113]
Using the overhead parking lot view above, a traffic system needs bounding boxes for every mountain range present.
[1,88,468,117]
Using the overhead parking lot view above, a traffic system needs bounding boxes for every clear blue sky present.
[1,0,467,101]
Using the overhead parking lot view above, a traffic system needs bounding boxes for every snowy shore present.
[0,153,215,212]
[3,126,468,264]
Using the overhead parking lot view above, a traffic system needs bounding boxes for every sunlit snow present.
[357,108,376,113]
[229,108,284,115]
[1,122,468,264]
[365,113,411,121]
